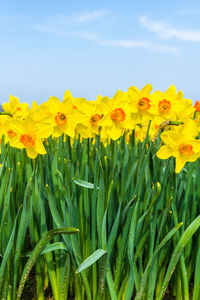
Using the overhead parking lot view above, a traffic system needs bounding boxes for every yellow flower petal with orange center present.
[55,113,67,126]
[110,108,125,122]
[158,99,171,114]
[137,97,151,111]
[90,114,101,125]
[179,144,194,156]
[20,134,35,147]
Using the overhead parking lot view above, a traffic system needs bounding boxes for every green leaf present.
[107,204,121,256]
[0,206,21,290]
[16,227,79,300]
[22,242,68,257]
[192,237,200,300]
[135,222,183,300]
[158,215,200,300]
[73,178,99,189]
[77,249,107,273]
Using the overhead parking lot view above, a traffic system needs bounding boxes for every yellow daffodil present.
[98,91,135,140]
[128,84,155,123]
[70,97,102,138]
[43,96,82,138]
[9,116,50,159]
[0,84,199,167]
[175,90,195,122]
[2,119,18,144]
[2,95,29,119]
[156,120,200,173]
[28,101,54,136]
[152,85,178,124]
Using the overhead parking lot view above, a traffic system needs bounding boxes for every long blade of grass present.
[0,206,21,293]
[73,178,99,189]
[158,215,200,300]
[77,249,107,273]
[16,227,79,300]
[135,222,183,300]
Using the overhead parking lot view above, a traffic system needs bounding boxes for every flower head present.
[156,119,200,173]
[43,96,82,138]
[128,84,155,123]
[9,116,50,159]
[98,91,135,140]
[2,95,29,118]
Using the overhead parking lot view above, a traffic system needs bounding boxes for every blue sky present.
[1,0,200,105]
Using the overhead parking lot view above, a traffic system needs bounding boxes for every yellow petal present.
[175,156,187,173]
[52,126,63,137]
[108,126,122,140]
[181,119,199,138]
[63,90,73,100]
[38,123,53,138]
[161,131,180,147]
[26,147,38,159]
[156,145,173,159]
[64,126,75,138]
[9,135,24,149]
[35,138,47,155]
[140,84,152,97]
[128,86,140,99]
[191,140,200,153]
[98,114,113,127]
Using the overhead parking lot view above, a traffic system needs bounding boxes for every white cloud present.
[73,10,108,23]
[139,16,200,42]
[34,24,179,54]
[96,38,179,54]
[33,12,179,55]
[43,10,108,26]
[33,25,80,37]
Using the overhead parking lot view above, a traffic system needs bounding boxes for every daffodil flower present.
[9,116,50,159]
[156,120,200,173]
[2,95,29,118]
[128,84,155,123]
[98,91,135,140]
[69,97,102,138]
[43,96,84,138]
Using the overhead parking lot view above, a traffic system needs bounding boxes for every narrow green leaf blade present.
[77,249,107,273]
[17,227,79,300]
[73,178,99,189]
[23,242,68,257]
[158,215,200,300]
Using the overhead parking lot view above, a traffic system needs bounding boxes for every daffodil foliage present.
[1,84,200,172]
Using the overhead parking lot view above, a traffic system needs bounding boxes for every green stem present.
[0,112,13,117]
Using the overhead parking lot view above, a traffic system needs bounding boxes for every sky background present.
[1,0,200,105]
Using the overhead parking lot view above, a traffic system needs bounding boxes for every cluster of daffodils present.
[0,84,200,173]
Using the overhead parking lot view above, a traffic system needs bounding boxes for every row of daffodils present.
[1,84,200,173]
